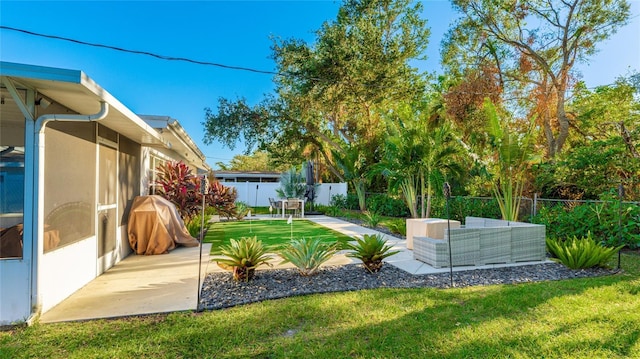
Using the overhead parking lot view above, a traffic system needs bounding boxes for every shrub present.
[546,233,624,269]
[155,161,201,221]
[366,193,410,217]
[216,236,272,281]
[323,205,344,217]
[278,238,339,276]
[362,211,382,228]
[430,196,503,222]
[329,194,347,209]
[345,234,399,273]
[346,193,360,210]
[533,192,640,249]
[234,202,251,220]
[206,180,238,219]
[311,204,328,215]
[384,218,406,236]
[185,214,207,238]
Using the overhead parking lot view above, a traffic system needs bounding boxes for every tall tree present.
[442,0,631,158]
[215,151,288,172]
[203,0,430,182]
[536,74,640,199]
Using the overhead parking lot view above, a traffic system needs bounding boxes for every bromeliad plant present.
[233,202,251,220]
[546,232,624,269]
[346,234,399,273]
[278,238,339,276]
[216,236,272,281]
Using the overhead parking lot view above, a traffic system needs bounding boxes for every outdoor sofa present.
[413,216,546,268]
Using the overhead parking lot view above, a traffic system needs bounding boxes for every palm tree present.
[420,123,464,218]
[374,114,423,218]
[332,144,368,211]
[374,102,464,218]
[276,167,306,199]
[484,99,537,221]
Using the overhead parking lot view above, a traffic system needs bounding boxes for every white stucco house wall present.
[0,62,209,325]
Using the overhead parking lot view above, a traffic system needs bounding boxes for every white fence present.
[226,182,348,207]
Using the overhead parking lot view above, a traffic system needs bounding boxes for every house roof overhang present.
[138,115,210,172]
[0,61,166,147]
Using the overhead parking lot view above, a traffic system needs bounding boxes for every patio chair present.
[284,198,301,217]
[268,198,281,217]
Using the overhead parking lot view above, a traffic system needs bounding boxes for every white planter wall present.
[225,182,347,207]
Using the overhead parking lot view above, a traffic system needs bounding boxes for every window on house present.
[0,88,26,259]
[148,155,166,195]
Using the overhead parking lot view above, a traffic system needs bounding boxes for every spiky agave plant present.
[278,238,339,276]
[346,234,399,273]
[216,236,272,281]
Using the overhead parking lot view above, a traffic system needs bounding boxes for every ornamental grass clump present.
[216,236,272,281]
[546,232,624,270]
[362,211,382,228]
[278,238,339,276]
[346,234,399,273]
[385,218,407,236]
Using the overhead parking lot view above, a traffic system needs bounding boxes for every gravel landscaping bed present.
[199,262,617,310]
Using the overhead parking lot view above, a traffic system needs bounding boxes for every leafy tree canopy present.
[442,0,631,158]
[215,151,289,172]
[203,0,430,180]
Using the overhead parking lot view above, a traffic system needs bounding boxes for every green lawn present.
[204,218,353,253]
[2,255,639,358]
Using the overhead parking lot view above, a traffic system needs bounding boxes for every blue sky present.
[1,1,638,169]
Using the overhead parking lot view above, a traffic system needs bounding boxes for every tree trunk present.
[620,122,640,158]
[420,172,426,218]
[426,180,432,218]
[554,87,570,156]
[543,113,556,158]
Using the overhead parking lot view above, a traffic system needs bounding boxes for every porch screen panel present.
[0,88,26,259]
[43,122,96,253]
[97,208,116,257]
[118,136,140,225]
[98,142,117,257]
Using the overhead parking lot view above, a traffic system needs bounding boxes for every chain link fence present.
[345,191,639,247]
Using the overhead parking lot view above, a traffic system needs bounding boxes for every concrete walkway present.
[40,215,547,323]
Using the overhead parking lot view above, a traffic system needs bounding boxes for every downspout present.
[30,101,109,322]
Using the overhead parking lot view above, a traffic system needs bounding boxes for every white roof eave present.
[0,61,168,147]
